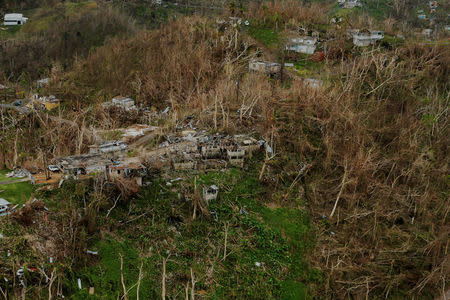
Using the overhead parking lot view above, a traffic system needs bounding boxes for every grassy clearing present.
[0,170,17,182]
[292,58,325,77]
[0,170,34,205]
[0,181,34,205]
[0,25,21,39]
[62,158,318,299]
[247,26,281,49]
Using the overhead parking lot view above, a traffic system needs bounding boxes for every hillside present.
[0,1,449,299]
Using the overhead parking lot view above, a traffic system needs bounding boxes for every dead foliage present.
[11,200,46,226]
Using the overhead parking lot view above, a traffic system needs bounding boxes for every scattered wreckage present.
[158,131,265,172]
[51,153,146,186]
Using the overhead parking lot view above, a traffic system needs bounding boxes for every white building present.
[285,37,317,54]
[0,198,11,215]
[3,13,28,26]
[102,96,137,111]
[350,30,384,47]
[203,185,219,203]
[344,0,362,8]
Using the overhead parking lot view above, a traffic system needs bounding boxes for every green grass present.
[0,182,34,205]
[0,25,21,39]
[60,157,319,299]
[69,238,158,299]
[247,26,281,49]
[0,169,17,182]
[0,169,34,205]
[291,57,325,77]
[361,0,391,20]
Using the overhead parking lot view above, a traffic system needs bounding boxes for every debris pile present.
[5,168,29,179]
[151,130,264,171]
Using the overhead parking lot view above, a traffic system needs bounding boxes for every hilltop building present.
[285,36,317,54]
[348,30,384,46]
[3,13,28,26]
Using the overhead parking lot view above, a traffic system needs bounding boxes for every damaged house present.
[349,30,384,47]
[108,162,147,186]
[53,154,111,176]
[285,36,317,54]
[249,60,281,74]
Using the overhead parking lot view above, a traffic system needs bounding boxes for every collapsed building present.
[52,153,146,186]
[159,131,263,171]
[89,141,128,156]
[26,94,61,111]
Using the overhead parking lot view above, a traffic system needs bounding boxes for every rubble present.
[89,140,128,155]
[108,161,147,186]
[304,78,323,88]
[122,124,158,142]
[6,168,28,178]
[26,94,61,111]
[36,78,49,88]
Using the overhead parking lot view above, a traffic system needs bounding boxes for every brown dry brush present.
[0,107,95,169]
[245,0,331,28]
[268,44,449,298]
[68,16,227,109]
[0,4,135,79]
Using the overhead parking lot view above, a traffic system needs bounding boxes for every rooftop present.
[0,198,11,206]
